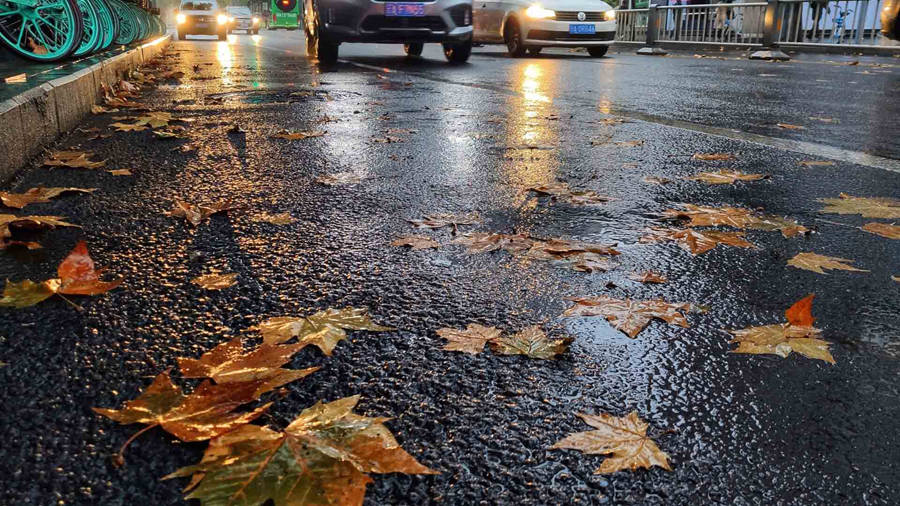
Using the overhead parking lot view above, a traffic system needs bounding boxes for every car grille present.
[191,15,215,23]
[360,15,446,31]
[554,11,607,21]
[527,29,615,41]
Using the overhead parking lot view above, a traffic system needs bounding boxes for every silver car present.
[303,0,475,63]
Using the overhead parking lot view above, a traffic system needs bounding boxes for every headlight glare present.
[217,14,228,24]
[604,10,616,21]
[252,16,259,23]
[176,13,186,23]
[525,4,555,18]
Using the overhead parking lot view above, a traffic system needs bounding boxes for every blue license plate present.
[196,22,209,28]
[385,3,426,16]
[569,24,596,34]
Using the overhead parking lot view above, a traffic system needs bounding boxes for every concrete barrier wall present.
[0,35,171,182]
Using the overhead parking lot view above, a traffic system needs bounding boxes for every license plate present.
[196,22,209,28]
[385,3,426,17]
[569,24,596,34]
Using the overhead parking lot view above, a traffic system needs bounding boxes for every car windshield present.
[227,7,251,15]
[181,2,216,10]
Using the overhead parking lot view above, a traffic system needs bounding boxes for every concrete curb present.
[0,35,171,182]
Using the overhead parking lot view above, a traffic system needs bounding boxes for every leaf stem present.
[114,423,159,467]
[55,293,83,311]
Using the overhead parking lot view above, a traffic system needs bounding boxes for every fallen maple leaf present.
[91,104,118,114]
[0,214,79,250]
[660,204,809,238]
[640,227,755,255]
[408,214,481,231]
[777,123,805,130]
[316,172,364,186]
[134,111,177,128]
[614,140,644,147]
[526,238,620,272]
[251,308,394,356]
[250,212,296,225]
[563,295,691,338]
[787,252,868,274]
[642,176,672,185]
[489,326,571,359]
[799,160,834,167]
[167,200,238,227]
[550,411,671,474]
[110,122,148,132]
[164,396,437,505]
[43,151,106,169]
[372,135,405,143]
[686,170,766,185]
[818,193,900,219]
[527,182,611,206]
[391,235,439,250]
[0,187,95,209]
[153,130,188,139]
[178,338,319,398]
[107,169,133,176]
[436,323,501,354]
[94,371,271,464]
[628,271,668,284]
[692,153,735,161]
[862,222,900,239]
[728,295,834,364]
[272,130,325,140]
[191,273,238,290]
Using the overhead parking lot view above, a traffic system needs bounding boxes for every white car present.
[226,6,261,34]
[474,0,616,57]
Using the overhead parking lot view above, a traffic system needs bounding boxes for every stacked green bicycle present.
[0,0,166,62]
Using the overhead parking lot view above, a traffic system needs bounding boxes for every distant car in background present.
[883,0,899,40]
[176,0,229,40]
[226,6,261,34]
[474,0,616,57]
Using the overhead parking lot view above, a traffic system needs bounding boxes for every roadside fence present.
[616,0,899,51]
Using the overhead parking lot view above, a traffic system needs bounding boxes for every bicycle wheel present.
[0,0,84,61]
[73,0,101,56]
[129,4,147,41]
[109,0,136,44]
[93,0,116,50]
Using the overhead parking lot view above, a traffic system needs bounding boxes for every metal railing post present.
[749,0,791,60]
[637,4,668,54]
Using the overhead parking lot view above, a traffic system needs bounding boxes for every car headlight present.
[217,14,228,24]
[252,16,259,23]
[603,10,616,21]
[176,13,186,24]
[525,4,555,19]
[229,16,235,22]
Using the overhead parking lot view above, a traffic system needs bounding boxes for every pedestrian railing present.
[616,0,899,50]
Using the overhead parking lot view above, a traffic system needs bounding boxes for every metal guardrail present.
[616,0,899,49]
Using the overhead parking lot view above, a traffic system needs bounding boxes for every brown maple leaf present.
[0,241,122,307]
[686,170,766,185]
[728,295,835,364]
[164,396,437,506]
[489,326,571,359]
[407,214,481,231]
[550,411,672,474]
[777,122,805,130]
[94,371,271,465]
[167,200,239,227]
[799,160,834,167]
[391,235,439,250]
[818,193,900,219]
[251,308,394,356]
[110,122,149,132]
[861,222,900,239]
[272,130,326,140]
[527,182,612,206]
[178,338,319,398]
[563,295,691,338]
[0,187,96,209]
[436,323,501,354]
[0,214,78,249]
[787,252,868,275]
[628,271,668,284]
[642,176,672,185]
[691,153,735,161]
[660,204,808,238]
[191,273,238,290]
[526,238,620,272]
[640,227,756,255]
[43,150,106,169]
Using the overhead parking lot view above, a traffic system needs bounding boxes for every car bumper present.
[522,18,615,46]
[231,19,259,30]
[320,0,474,43]
[180,17,226,33]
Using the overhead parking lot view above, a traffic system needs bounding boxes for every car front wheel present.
[504,19,526,57]
[587,46,608,58]
[404,43,424,57]
[443,37,472,63]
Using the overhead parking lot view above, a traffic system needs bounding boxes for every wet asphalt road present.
[1,31,900,505]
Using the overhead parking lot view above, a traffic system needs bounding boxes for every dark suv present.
[303,0,474,64]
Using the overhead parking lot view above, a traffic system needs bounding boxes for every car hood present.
[536,1,612,12]
[181,9,219,15]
